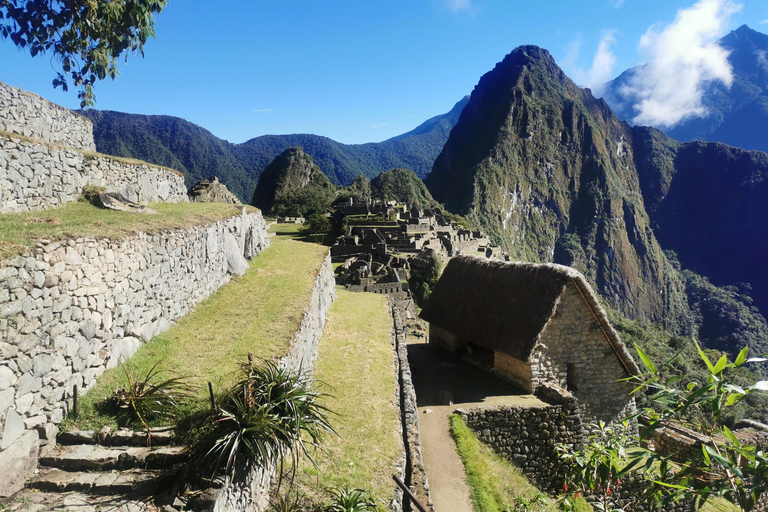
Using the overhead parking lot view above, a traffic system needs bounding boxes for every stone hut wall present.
[458,386,583,489]
[0,134,188,213]
[0,210,270,495]
[211,252,338,512]
[0,82,95,151]
[528,283,636,424]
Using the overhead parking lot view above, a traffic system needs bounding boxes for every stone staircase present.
[5,427,188,512]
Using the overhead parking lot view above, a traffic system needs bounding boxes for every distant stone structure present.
[0,81,188,213]
[189,177,240,204]
[420,256,641,423]
[331,199,499,299]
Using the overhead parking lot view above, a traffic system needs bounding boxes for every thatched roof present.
[419,256,640,376]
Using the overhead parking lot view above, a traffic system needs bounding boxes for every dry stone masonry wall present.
[0,210,269,496]
[529,283,636,423]
[0,134,188,212]
[458,387,583,490]
[0,82,188,213]
[211,251,337,512]
[0,82,95,151]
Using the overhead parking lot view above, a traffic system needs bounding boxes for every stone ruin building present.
[331,199,501,296]
[419,255,641,423]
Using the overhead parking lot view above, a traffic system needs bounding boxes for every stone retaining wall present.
[0,210,270,496]
[0,134,188,212]
[211,252,337,512]
[0,82,95,151]
[391,297,433,512]
[458,387,583,489]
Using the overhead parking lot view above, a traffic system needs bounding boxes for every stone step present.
[26,467,178,496]
[57,427,175,447]
[39,445,188,471]
[2,490,152,512]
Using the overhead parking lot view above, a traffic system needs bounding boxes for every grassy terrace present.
[0,201,254,261]
[297,289,401,507]
[63,223,330,430]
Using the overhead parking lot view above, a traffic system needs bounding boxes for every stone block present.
[1,408,25,449]
[0,430,39,497]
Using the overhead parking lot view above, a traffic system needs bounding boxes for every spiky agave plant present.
[110,359,194,436]
[326,487,377,512]
[207,353,336,482]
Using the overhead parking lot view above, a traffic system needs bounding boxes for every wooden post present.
[392,474,429,512]
[208,382,216,414]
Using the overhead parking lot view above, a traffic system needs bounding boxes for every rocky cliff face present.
[633,128,768,319]
[426,46,689,329]
[251,146,336,217]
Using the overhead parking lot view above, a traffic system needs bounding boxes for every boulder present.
[223,233,249,276]
[0,430,39,497]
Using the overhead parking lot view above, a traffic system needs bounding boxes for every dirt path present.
[407,339,546,512]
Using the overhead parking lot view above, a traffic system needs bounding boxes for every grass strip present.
[449,414,588,512]
[0,201,255,261]
[62,223,329,430]
[297,288,401,507]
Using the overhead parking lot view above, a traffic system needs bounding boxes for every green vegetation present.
[370,168,439,209]
[252,147,337,217]
[0,0,167,106]
[409,251,441,307]
[0,201,250,262]
[296,289,400,507]
[61,223,329,431]
[560,345,766,511]
[205,355,335,481]
[305,213,332,234]
[83,97,468,199]
[449,414,588,512]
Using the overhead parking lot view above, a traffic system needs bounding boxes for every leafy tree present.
[409,251,441,307]
[0,0,167,106]
[305,213,331,235]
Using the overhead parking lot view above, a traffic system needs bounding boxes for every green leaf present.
[736,346,749,366]
[701,444,711,466]
[635,343,657,374]
[713,354,728,374]
[696,341,716,374]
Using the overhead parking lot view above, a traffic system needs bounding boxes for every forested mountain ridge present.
[425,44,768,358]
[604,25,768,154]
[79,97,468,201]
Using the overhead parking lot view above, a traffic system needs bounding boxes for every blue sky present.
[2,0,766,144]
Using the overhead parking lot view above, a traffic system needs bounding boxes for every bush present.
[206,354,336,481]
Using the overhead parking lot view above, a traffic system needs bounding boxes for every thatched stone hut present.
[420,256,641,423]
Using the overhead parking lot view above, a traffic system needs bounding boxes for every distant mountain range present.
[604,25,768,153]
[425,44,768,359]
[80,97,468,201]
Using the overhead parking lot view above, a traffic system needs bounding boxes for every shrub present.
[206,354,336,481]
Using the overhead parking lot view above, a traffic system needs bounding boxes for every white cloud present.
[442,0,472,13]
[565,31,617,95]
[610,0,626,8]
[759,19,768,25]
[621,0,742,128]
[366,123,389,129]
[252,108,274,113]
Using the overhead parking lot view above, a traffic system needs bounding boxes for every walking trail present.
[407,339,546,512]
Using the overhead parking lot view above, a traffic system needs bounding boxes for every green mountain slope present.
[79,97,468,202]
[426,45,689,330]
[370,168,440,208]
[251,147,336,217]
[605,25,768,154]
[425,45,768,359]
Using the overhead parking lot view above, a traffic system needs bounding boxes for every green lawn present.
[450,415,591,512]
[297,288,401,508]
[0,201,255,261]
[62,223,329,430]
